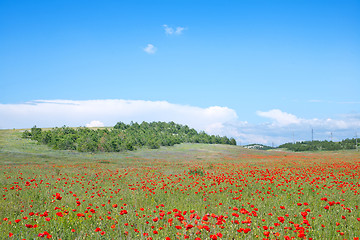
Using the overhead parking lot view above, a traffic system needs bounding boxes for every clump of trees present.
[278,139,359,152]
[22,121,236,152]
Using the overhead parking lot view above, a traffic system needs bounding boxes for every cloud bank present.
[0,100,358,146]
[0,99,237,132]
[257,109,360,130]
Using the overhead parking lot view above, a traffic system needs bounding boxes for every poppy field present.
[1,130,360,239]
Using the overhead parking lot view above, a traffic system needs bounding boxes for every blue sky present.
[1,0,359,145]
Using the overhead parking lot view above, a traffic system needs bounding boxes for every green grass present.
[1,129,360,239]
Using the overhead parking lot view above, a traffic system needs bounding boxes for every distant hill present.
[22,121,236,152]
[243,144,275,150]
[278,139,359,152]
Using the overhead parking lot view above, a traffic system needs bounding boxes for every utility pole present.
[292,132,295,144]
[356,132,358,151]
[330,132,333,142]
[311,128,314,142]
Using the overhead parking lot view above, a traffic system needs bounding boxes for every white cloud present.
[163,24,174,35]
[163,24,186,35]
[85,120,104,128]
[257,109,360,130]
[144,44,157,54]
[0,99,237,134]
[256,109,301,126]
[175,26,185,35]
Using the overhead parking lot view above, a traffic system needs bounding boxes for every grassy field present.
[1,129,360,239]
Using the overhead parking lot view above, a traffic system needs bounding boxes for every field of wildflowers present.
[1,130,360,239]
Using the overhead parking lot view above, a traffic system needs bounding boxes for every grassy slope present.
[2,128,360,166]
[2,129,358,166]
[0,129,264,165]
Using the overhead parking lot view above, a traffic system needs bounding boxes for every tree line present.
[22,121,236,152]
[278,138,359,152]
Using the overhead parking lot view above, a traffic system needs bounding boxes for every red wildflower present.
[210,235,217,240]
[55,193,62,200]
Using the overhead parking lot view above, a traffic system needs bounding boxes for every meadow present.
[1,129,360,239]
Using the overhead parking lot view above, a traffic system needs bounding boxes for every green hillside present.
[21,121,236,153]
[278,139,359,152]
[0,128,249,167]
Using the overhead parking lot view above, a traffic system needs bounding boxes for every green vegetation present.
[278,138,359,151]
[188,168,205,176]
[1,129,360,239]
[22,121,236,152]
